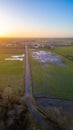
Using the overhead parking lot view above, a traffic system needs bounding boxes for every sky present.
[0,0,73,38]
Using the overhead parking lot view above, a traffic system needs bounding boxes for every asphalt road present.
[25,45,32,97]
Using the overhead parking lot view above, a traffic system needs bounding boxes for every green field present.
[29,48,73,100]
[0,49,25,95]
[0,48,25,54]
[54,46,73,56]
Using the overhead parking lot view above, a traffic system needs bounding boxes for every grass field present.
[0,48,25,54]
[54,46,73,56]
[29,48,73,100]
[0,49,25,95]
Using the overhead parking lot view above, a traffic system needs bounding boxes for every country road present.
[25,45,61,130]
[25,45,32,97]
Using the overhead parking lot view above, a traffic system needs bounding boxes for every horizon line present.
[0,36,73,39]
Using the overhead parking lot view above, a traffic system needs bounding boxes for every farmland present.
[0,48,25,95]
[0,39,73,130]
[29,47,73,100]
[54,46,73,56]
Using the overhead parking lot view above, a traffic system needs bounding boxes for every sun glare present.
[0,13,10,37]
[0,25,7,37]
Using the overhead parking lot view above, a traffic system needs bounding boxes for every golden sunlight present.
[0,25,7,37]
[0,13,10,37]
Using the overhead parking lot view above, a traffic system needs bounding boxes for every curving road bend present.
[25,45,61,130]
